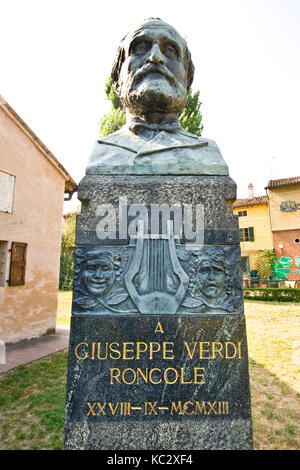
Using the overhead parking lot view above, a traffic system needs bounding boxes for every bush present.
[243,288,300,302]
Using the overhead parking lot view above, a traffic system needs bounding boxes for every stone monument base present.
[64,314,253,450]
[65,417,252,450]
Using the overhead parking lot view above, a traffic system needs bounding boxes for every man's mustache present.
[132,64,177,87]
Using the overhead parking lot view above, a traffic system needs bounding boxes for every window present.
[0,241,9,286]
[0,171,15,214]
[239,227,254,242]
[237,210,247,217]
[9,242,27,286]
[241,256,250,275]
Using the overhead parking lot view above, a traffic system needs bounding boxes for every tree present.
[255,249,276,280]
[99,77,126,138]
[59,210,78,290]
[61,211,77,251]
[99,76,203,138]
[179,88,203,136]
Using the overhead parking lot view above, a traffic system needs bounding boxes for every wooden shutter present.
[9,242,27,286]
[246,255,250,274]
[249,227,254,242]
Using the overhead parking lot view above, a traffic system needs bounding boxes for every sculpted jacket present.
[86,122,229,176]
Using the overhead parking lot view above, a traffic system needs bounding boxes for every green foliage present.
[59,251,74,290]
[179,88,203,136]
[104,75,123,110]
[59,211,78,290]
[99,75,203,137]
[61,212,76,250]
[243,288,300,302]
[99,107,126,138]
[256,249,276,279]
[100,76,126,138]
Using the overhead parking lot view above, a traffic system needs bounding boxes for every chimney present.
[248,183,254,198]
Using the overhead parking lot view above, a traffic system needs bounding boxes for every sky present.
[1,0,300,213]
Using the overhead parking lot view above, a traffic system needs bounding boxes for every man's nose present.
[208,268,214,280]
[94,267,103,278]
[147,43,164,64]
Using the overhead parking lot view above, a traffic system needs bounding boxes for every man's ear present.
[111,43,125,89]
[185,47,194,90]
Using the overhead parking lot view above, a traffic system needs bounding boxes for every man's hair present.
[192,249,228,273]
[111,18,194,91]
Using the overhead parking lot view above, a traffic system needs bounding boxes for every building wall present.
[0,107,65,343]
[272,230,300,281]
[268,185,300,231]
[268,185,300,281]
[233,204,273,273]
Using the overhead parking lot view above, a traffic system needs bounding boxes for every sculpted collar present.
[128,117,182,135]
[96,123,209,158]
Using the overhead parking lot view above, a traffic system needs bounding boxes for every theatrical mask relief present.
[73,235,243,315]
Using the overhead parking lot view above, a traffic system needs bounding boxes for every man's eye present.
[132,42,148,54]
[86,268,96,273]
[165,45,178,58]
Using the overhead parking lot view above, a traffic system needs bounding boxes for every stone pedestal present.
[64,175,253,450]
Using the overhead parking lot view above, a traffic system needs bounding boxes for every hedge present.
[243,288,300,302]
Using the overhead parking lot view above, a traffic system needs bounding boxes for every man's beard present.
[118,64,187,117]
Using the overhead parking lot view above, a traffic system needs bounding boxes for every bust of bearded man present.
[86,18,228,176]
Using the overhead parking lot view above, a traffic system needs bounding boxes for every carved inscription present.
[72,321,244,420]
[86,401,230,416]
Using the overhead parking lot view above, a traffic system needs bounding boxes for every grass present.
[0,352,67,450]
[0,293,299,450]
[245,300,300,394]
[245,299,300,450]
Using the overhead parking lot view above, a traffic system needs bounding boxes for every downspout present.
[64,188,78,201]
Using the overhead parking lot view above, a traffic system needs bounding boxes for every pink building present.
[0,96,76,343]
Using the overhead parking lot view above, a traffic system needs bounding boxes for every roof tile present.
[266,176,300,189]
[232,196,268,208]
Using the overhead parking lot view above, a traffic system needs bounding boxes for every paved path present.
[0,327,70,375]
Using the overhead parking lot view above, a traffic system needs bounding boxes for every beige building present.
[233,179,300,283]
[233,184,273,275]
[0,96,76,343]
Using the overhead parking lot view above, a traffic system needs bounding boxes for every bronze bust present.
[86,18,228,175]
